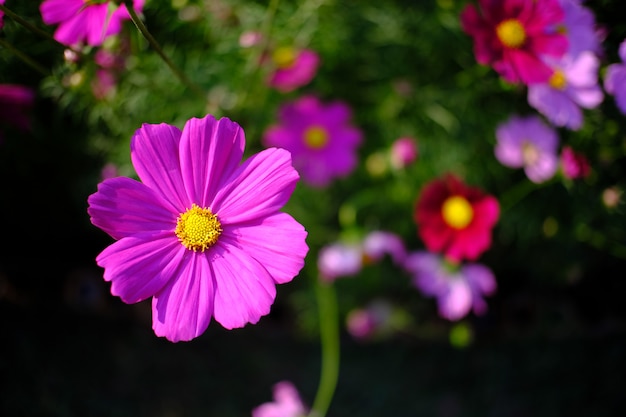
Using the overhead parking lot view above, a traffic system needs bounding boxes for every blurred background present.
[1,0,625,416]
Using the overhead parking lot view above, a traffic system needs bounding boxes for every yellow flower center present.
[272,46,297,69]
[175,204,222,252]
[522,141,539,166]
[548,70,567,90]
[441,196,474,229]
[303,126,329,149]
[496,19,526,49]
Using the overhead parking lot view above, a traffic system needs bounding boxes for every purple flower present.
[0,83,35,137]
[527,51,603,130]
[404,251,496,321]
[346,300,394,340]
[40,0,144,46]
[268,47,320,93]
[263,95,362,187]
[558,0,602,57]
[87,115,308,342]
[252,381,307,417]
[317,242,362,282]
[604,40,626,115]
[495,115,560,183]
[362,231,407,265]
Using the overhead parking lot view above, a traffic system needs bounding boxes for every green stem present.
[0,4,78,53]
[308,280,340,417]
[123,0,204,99]
[0,38,48,76]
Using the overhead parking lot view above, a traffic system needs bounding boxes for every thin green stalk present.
[123,0,204,99]
[0,4,78,53]
[308,280,340,417]
[0,38,48,76]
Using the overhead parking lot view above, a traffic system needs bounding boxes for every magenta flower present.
[87,115,308,342]
[0,83,35,136]
[0,0,5,30]
[268,47,320,93]
[460,0,568,84]
[40,0,144,46]
[252,381,307,417]
[604,40,626,115]
[263,95,362,187]
[527,51,603,130]
[404,251,496,321]
[557,0,602,57]
[346,300,394,340]
[495,115,560,183]
[560,146,590,179]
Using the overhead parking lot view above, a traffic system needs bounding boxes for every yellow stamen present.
[272,46,297,69]
[175,204,222,252]
[521,141,539,166]
[303,126,329,149]
[496,19,526,49]
[441,196,474,229]
[549,70,567,90]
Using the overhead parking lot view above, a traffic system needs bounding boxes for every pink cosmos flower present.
[390,137,418,169]
[527,51,603,130]
[252,381,307,417]
[460,0,568,84]
[0,83,35,136]
[557,0,602,58]
[263,95,362,187]
[560,146,590,179]
[40,0,144,47]
[87,115,308,342]
[414,175,500,263]
[604,40,626,115]
[495,114,560,183]
[268,47,320,93]
[405,251,496,321]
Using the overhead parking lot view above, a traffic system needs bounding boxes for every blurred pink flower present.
[268,47,320,92]
[346,300,394,340]
[252,381,307,417]
[460,0,568,84]
[390,137,418,169]
[40,0,144,46]
[495,115,560,183]
[263,95,362,187]
[0,83,35,135]
[239,31,263,48]
[560,146,590,179]
[604,39,626,115]
[527,51,603,130]
[405,251,496,321]
[318,242,362,282]
[91,69,116,100]
[0,0,5,30]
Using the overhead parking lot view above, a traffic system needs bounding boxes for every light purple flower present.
[87,115,308,342]
[362,231,407,265]
[317,242,362,282]
[252,381,307,417]
[268,47,320,93]
[557,0,602,57]
[263,95,362,187]
[404,251,496,321]
[495,115,560,183]
[528,52,603,130]
[40,0,144,46]
[604,40,626,115]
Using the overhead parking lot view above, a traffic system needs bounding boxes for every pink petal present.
[211,243,277,329]
[211,148,299,224]
[221,213,307,284]
[438,279,472,321]
[130,123,189,212]
[39,0,83,25]
[152,253,214,342]
[179,115,245,207]
[96,232,184,304]
[88,177,176,240]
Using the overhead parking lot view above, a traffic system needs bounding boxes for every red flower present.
[460,0,568,85]
[415,175,499,262]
